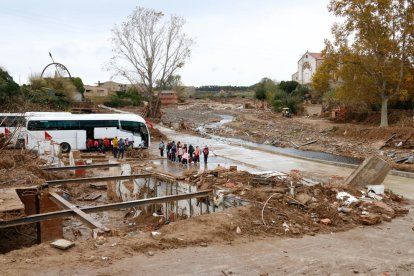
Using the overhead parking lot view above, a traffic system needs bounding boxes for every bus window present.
[27,120,80,130]
[120,121,141,134]
[79,120,119,129]
[0,116,25,127]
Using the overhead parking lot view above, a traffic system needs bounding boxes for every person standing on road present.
[87,138,93,151]
[166,142,172,160]
[178,145,183,162]
[188,144,195,160]
[118,138,126,160]
[159,141,165,157]
[182,151,189,165]
[98,139,105,153]
[104,137,110,152]
[202,145,209,163]
[171,143,177,162]
[112,136,119,159]
[194,146,200,163]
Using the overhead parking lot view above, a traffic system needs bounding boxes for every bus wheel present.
[60,142,71,153]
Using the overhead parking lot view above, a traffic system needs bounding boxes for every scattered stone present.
[338,207,352,213]
[200,242,208,247]
[147,251,154,257]
[381,215,392,222]
[151,231,161,239]
[225,182,236,188]
[360,214,382,225]
[236,226,242,234]
[295,193,312,205]
[320,218,332,225]
[50,239,75,250]
[372,201,395,217]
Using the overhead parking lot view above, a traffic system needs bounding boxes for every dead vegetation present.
[0,149,69,188]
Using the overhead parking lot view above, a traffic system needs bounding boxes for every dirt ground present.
[1,201,412,275]
[160,99,414,172]
[8,205,412,276]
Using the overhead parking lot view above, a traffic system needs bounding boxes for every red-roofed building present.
[292,51,324,85]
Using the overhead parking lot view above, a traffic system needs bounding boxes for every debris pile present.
[0,149,68,188]
[185,167,409,236]
[149,127,167,141]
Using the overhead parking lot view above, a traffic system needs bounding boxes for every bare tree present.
[109,7,193,117]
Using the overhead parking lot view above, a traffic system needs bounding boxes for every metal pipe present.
[0,190,211,228]
[42,163,121,171]
[44,174,153,186]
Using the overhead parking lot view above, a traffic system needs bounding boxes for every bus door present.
[86,128,94,140]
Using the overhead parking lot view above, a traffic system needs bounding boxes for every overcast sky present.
[0,0,335,86]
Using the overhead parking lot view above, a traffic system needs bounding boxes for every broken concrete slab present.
[50,239,75,250]
[344,155,391,188]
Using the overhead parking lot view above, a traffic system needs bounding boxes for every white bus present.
[26,113,150,152]
[0,112,71,148]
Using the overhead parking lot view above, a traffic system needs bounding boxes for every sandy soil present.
[1,202,413,275]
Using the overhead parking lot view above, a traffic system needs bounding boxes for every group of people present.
[86,136,130,160]
[158,141,210,164]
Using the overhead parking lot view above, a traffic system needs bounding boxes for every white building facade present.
[292,51,324,85]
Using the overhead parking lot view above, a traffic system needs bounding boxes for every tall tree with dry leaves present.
[314,0,414,127]
[109,7,193,117]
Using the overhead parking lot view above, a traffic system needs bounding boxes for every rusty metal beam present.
[0,190,211,228]
[44,174,153,187]
[42,163,121,171]
[49,192,109,232]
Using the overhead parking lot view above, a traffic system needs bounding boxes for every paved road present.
[159,126,414,199]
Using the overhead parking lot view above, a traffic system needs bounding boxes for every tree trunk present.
[147,95,161,118]
[380,96,388,128]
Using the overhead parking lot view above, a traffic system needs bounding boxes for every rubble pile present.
[0,149,68,188]
[149,127,167,141]
[185,168,409,236]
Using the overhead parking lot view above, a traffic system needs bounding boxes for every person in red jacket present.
[103,137,110,152]
[87,138,93,151]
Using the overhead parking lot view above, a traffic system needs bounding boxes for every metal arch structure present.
[40,62,72,79]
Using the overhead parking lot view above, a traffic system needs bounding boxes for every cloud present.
[0,0,335,86]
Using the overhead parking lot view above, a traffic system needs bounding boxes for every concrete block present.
[344,155,391,188]
[50,239,74,250]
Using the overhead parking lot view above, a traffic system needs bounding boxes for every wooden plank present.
[49,192,109,232]
[0,189,25,220]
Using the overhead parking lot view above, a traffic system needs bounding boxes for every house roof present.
[308,52,324,60]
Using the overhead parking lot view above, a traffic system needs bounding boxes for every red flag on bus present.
[45,131,52,141]
[146,120,154,129]
[4,128,10,139]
